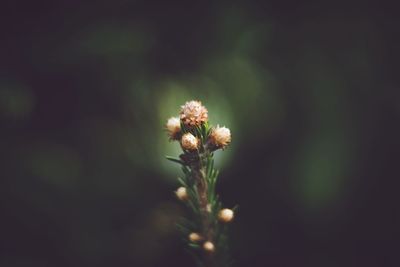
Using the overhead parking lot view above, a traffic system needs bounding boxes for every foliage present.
[166,104,235,267]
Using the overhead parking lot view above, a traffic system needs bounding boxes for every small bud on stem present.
[189,232,202,243]
[203,241,215,253]
[175,187,188,201]
[218,208,234,223]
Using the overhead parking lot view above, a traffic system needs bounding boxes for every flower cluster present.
[165,100,235,263]
[165,100,231,150]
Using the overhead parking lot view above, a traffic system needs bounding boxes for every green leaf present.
[181,165,190,175]
[206,156,214,179]
[176,223,190,234]
[188,243,200,249]
[177,177,187,187]
[180,122,189,133]
[165,155,184,165]
[232,205,239,212]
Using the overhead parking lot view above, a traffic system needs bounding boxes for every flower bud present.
[180,100,208,126]
[175,187,188,201]
[206,204,212,213]
[181,133,199,150]
[189,232,202,243]
[203,241,215,252]
[210,125,231,149]
[165,117,181,140]
[218,208,234,223]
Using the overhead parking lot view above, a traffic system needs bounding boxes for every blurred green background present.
[1,1,399,266]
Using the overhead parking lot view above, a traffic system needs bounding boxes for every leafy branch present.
[165,101,235,267]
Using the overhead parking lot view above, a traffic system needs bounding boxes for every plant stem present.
[191,161,215,267]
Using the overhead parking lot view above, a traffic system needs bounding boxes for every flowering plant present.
[165,100,236,267]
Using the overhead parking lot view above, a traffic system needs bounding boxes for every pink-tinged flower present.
[165,117,181,140]
[210,125,231,148]
[180,100,208,126]
[181,133,199,150]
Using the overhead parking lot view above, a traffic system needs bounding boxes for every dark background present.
[1,1,399,266]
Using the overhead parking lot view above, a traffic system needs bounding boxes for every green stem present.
[191,161,215,267]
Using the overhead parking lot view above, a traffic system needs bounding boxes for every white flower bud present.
[218,208,234,223]
[210,125,231,148]
[181,133,199,150]
[175,187,188,201]
[206,204,212,213]
[165,117,181,140]
[180,100,208,126]
[203,241,215,252]
[189,232,202,243]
